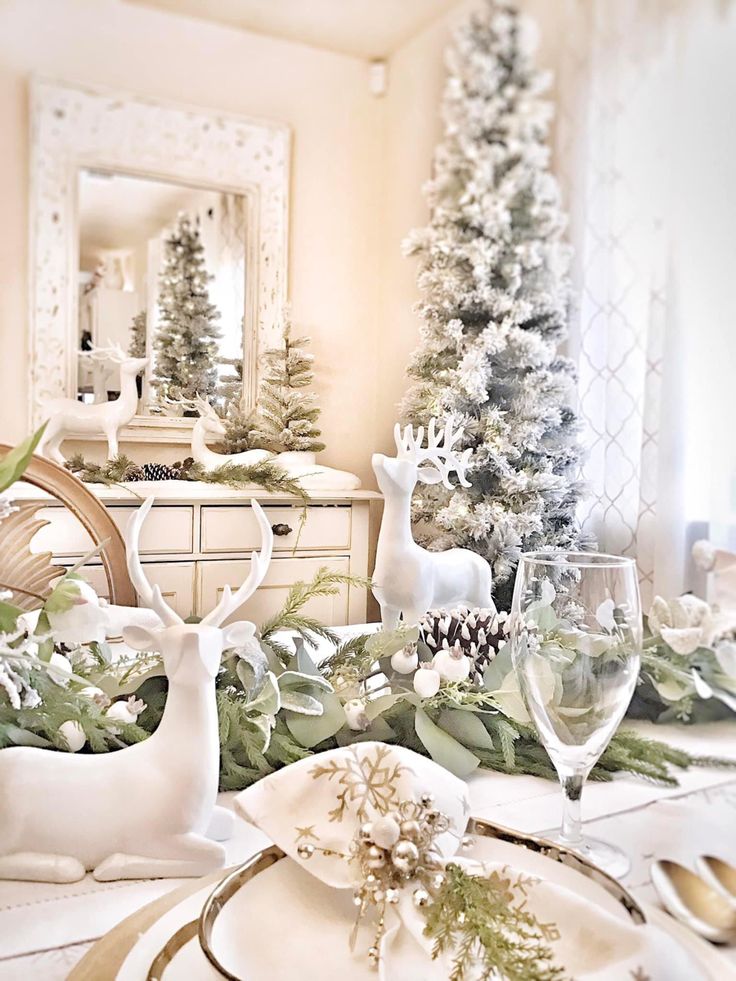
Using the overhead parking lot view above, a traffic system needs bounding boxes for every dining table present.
[0,662,734,980]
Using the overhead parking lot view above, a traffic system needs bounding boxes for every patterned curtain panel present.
[553,0,735,606]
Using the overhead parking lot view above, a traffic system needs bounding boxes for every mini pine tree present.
[128,310,147,358]
[400,0,588,610]
[223,394,260,453]
[152,213,222,402]
[251,313,326,454]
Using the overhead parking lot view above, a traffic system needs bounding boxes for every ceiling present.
[125,0,462,59]
[78,169,212,266]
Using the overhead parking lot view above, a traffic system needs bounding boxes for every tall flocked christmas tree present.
[401,0,587,610]
[153,213,222,402]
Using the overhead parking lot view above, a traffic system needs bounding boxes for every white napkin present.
[234,743,698,980]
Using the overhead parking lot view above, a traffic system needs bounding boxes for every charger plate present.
[113,819,722,981]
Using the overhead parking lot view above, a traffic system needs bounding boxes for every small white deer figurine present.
[190,396,274,467]
[372,419,494,628]
[0,496,273,883]
[38,342,149,465]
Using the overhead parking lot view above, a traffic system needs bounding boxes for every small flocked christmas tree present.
[153,213,222,402]
[401,0,588,610]
[128,310,147,358]
[250,311,326,453]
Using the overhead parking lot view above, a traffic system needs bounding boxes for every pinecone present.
[418,607,508,683]
[141,462,181,481]
[121,463,146,481]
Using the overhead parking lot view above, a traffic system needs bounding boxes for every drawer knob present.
[271,522,293,537]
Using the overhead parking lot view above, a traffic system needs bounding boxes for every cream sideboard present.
[9,482,379,625]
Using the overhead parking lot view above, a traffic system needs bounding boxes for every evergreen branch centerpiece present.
[64,453,309,501]
[400,0,589,610]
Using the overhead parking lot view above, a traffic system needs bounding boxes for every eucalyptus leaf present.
[286,689,346,747]
[235,649,268,695]
[6,725,52,748]
[0,600,23,633]
[337,715,396,745]
[414,707,480,778]
[0,426,46,494]
[247,713,275,753]
[43,577,82,616]
[366,624,419,659]
[437,708,495,750]
[280,690,324,716]
[365,690,416,720]
[277,669,333,692]
[248,672,281,716]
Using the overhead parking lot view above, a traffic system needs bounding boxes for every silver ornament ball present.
[391,839,419,873]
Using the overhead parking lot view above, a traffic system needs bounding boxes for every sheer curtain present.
[553,0,736,605]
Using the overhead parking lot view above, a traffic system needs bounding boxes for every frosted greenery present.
[400,0,589,610]
[250,312,326,453]
[128,310,147,359]
[153,213,222,401]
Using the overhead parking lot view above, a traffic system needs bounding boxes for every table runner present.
[0,722,734,980]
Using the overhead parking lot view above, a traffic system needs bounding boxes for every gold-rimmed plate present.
[120,820,718,981]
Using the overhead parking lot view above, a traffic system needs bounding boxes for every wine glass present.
[510,551,642,879]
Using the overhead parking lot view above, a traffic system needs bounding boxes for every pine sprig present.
[260,568,372,655]
[424,863,564,981]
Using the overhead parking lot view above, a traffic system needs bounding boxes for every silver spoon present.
[651,859,736,944]
[696,856,736,908]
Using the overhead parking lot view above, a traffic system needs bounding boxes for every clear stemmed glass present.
[510,551,642,879]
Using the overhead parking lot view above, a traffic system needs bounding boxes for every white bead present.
[390,647,418,674]
[413,667,441,698]
[59,720,86,752]
[371,815,401,848]
[432,650,471,682]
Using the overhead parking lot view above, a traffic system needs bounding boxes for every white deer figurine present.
[38,342,149,465]
[372,419,494,628]
[190,396,274,467]
[0,496,274,883]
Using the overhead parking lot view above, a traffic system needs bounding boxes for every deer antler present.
[393,417,472,491]
[124,498,183,626]
[193,394,219,419]
[201,500,273,626]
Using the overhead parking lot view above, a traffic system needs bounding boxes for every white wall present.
[0,0,384,481]
[0,0,576,480]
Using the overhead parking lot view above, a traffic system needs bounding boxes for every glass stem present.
[559,772,584,847]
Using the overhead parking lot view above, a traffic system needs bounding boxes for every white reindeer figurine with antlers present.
[190,395,274,468]
[38,342,149,465]
[372,419,494,628]
[0,496,273,883]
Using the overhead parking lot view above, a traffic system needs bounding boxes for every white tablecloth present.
[0,720,734,980]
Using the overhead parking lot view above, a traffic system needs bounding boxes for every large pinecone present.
[418,607,508,683]
[141,462,182,481]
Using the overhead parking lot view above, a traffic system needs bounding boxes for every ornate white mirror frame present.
[28,78,290,442]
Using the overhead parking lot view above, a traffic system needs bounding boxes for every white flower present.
[413,665,441,698]
[106,696,146,725]
[648,594,714,655]
[714,640,736,678]
[692,539,717,572]
[47,651,73,686]
[47,580,107,645]
[595,599,617,632]
[344,698,370,731]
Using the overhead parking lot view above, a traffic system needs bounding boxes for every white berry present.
[413,667,441,698]
[59,720,86,752]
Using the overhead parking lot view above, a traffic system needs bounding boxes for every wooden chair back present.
[0,447,136,607]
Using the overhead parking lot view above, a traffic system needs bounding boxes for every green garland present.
[64,453,309,501]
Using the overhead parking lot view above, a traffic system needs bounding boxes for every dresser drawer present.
[80,561,196,619]
[198,556,350,625]
[200,505,351,554]
[31,505,194,558]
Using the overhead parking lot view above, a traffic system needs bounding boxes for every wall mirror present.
[30,79,290,442]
